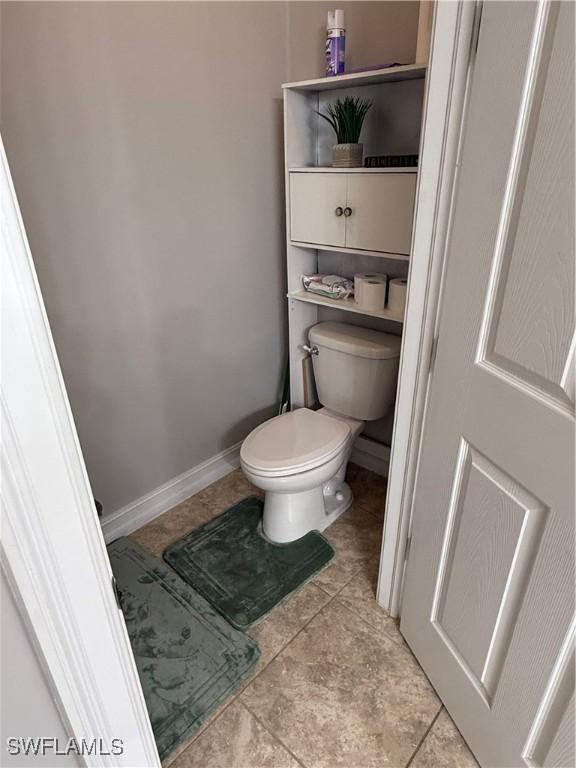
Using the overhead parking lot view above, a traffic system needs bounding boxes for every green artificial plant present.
[316,96,373,144]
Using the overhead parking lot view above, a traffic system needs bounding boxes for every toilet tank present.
[308,322,402,421]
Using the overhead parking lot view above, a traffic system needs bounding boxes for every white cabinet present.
[289,172,347,248]
[346,173,416,254]
[289,170,417,255]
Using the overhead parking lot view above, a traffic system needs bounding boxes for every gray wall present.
[1,571,78,767]
[0,2,418,515]
[287,1,420,81]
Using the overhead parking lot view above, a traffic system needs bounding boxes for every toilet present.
[240,321,402,543]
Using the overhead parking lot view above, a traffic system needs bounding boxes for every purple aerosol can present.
[326,10,346,77]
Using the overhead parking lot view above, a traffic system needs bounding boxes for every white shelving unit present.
[283,65,426,409]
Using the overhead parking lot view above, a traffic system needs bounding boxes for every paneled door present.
[400,3,575,767]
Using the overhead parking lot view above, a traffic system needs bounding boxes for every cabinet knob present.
[334,207,344,217]
[344,207,353,217]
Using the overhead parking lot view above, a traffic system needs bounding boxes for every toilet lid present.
[241,408,350,476]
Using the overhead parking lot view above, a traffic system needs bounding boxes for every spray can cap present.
[327,9,345,29]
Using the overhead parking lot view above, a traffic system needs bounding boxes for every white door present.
[1,138,160,767]
[400,3,574,767]
[289,172,346,247]
[345,172,416,254]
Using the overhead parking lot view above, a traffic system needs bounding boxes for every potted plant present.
[317,96,373,167]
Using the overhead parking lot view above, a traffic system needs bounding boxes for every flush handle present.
[302,345,319,356]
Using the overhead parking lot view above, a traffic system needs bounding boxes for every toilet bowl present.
[241,407,363,543]
[241,322,402,543]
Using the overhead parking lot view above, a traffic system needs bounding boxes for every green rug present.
[163,496,335,629]
[108,538,260,761]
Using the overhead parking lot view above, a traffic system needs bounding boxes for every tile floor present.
[130,464,479,768]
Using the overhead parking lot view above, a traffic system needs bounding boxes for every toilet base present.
[262,480,353,544]
[323,480,353,524]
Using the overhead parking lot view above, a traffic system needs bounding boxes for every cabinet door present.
[289,173,347,248]
[346,173,417,254]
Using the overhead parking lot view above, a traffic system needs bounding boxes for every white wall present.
[0,571,78,768]
[0,1,419,516]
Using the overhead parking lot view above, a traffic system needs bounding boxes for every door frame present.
[377,0,481,616]
[1,138,160,767]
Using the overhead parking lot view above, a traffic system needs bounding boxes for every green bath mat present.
[163,496,335,629]
[108,538,260,761]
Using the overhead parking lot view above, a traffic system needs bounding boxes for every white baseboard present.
[101,442,242,543]
[101,435,386,543]
[351,435,391,478]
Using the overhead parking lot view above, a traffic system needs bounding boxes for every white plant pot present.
[332,143,363,168]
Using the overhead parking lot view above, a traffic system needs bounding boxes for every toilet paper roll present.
[388,278,408,315]
[354,273,387,307]
[358,279,387,311]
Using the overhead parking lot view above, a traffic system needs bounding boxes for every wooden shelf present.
[289,167,417,174]
[283,64,427,92]
[288,290,404,324]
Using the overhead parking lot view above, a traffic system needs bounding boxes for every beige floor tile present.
[163,586,331,764]
[171,701,301,768]
[240,600,440,768]
[313,504,383,595]
[336,557,405,646]
[410,709,479,768]
[246,582,332,681]
[162,693,237,766]
[346,463,388,516]
[129,496,214,557]
[194,468,263,517]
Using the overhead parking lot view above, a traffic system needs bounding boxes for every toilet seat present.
[240,408,350,478]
